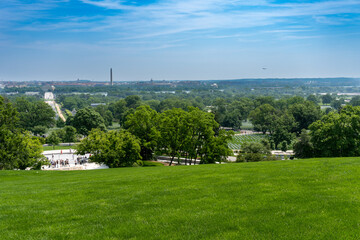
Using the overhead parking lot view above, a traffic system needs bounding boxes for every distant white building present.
[25,92,40,96]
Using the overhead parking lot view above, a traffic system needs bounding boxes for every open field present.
[229,134,267,149]
[1,158,360,239]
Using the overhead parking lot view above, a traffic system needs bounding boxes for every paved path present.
[42,149,108,170]
[44,92,66,122]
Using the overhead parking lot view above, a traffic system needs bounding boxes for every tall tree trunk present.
[169,156,174,166]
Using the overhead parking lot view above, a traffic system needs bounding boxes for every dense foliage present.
[77,129,141,168]
[72,107,106,136]
[14,97,55,135]
[0,96,44,170]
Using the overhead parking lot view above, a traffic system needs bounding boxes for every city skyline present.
[1,0,360,81]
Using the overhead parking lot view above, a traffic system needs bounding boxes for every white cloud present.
[1,0,360,49]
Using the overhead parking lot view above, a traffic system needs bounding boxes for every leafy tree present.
[236,142,271,162]
[63,126,78,143]
[77,129,141,168]
[108,96,140,126]
[15,97,55,133]
[280,141,288,152]
[158,108,189,165]
[293,129,314,158]
[94,105,113,126]
[56,117,66,128]
[199,129,234,164]
[108,99,127,122]
[350,96,360,106]
[65,115,74,126]
[288,101,322,134]
[309,106,360,157]
[249,104,277,134]
[125,105,160,160]
[32,125,47,136]
[331,98,344,110]
[46,131,61,149]
[143,100,161,111]
[125,95,141,109]
[254,96,275,108]
[222,109,242,130]
[72,107,106,136]
[307,95,319,104]
[269,112,296,148]
[0,96,18,129]
[0,129,45,170]
[0,96,44,170]
[321,94,333,104]
[183,107,217,165]
[158,97,197,112]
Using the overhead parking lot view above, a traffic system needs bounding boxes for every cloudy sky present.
[1,0,360,81]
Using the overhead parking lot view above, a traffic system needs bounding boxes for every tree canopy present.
[72,107,106,136]
[14,97,55,134]
[0,96,45,170]
[77,129,141,168]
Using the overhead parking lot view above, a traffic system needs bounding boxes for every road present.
[44,92,66,122]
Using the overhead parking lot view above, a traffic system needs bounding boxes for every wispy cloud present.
[1,0,360,49]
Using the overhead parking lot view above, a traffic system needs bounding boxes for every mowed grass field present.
[2,158,360,239]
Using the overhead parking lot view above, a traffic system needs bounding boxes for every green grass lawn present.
[43,145,76,151]
[1,158,360,239]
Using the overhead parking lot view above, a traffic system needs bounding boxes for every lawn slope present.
[1,158,360,239]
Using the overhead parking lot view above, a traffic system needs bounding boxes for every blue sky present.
[0,0,360,81]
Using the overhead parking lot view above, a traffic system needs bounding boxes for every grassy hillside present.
[1,158,360,239]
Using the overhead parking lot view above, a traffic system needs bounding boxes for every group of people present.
[48,159,70,168]
[75,157,89,165]
[43,154,90,169]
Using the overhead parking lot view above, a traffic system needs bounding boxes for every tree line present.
[77,106,234,167]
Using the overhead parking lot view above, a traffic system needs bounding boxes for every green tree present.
[0,96,45,170]
[46,131,61,149]
[158,108,189,166]
[76,129,141,168]
[309,106,360,157]
[125,105,160,160]
[199,129,234,164]
[280,141,288,152]
[63,126,77,143]
[249,104,277,134]
[321,94,333,104]
[183,107,218,165]
[288,101,322,134]
[293,129,314,158]
[0,96,18,129]
[125,95,141,109]
[94,105,113,127]
[15,97,55,133]
[350,96,360,106]
[222,109,242,130]
[109,99,127,123]
[56,117,66,128]
[269,112,296,149]
[331,98,344,110]
[32,125,47,136]
[236,142,271,162]
[307,95,319,104]
[72,107,106,136]
[0,129,45,170]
